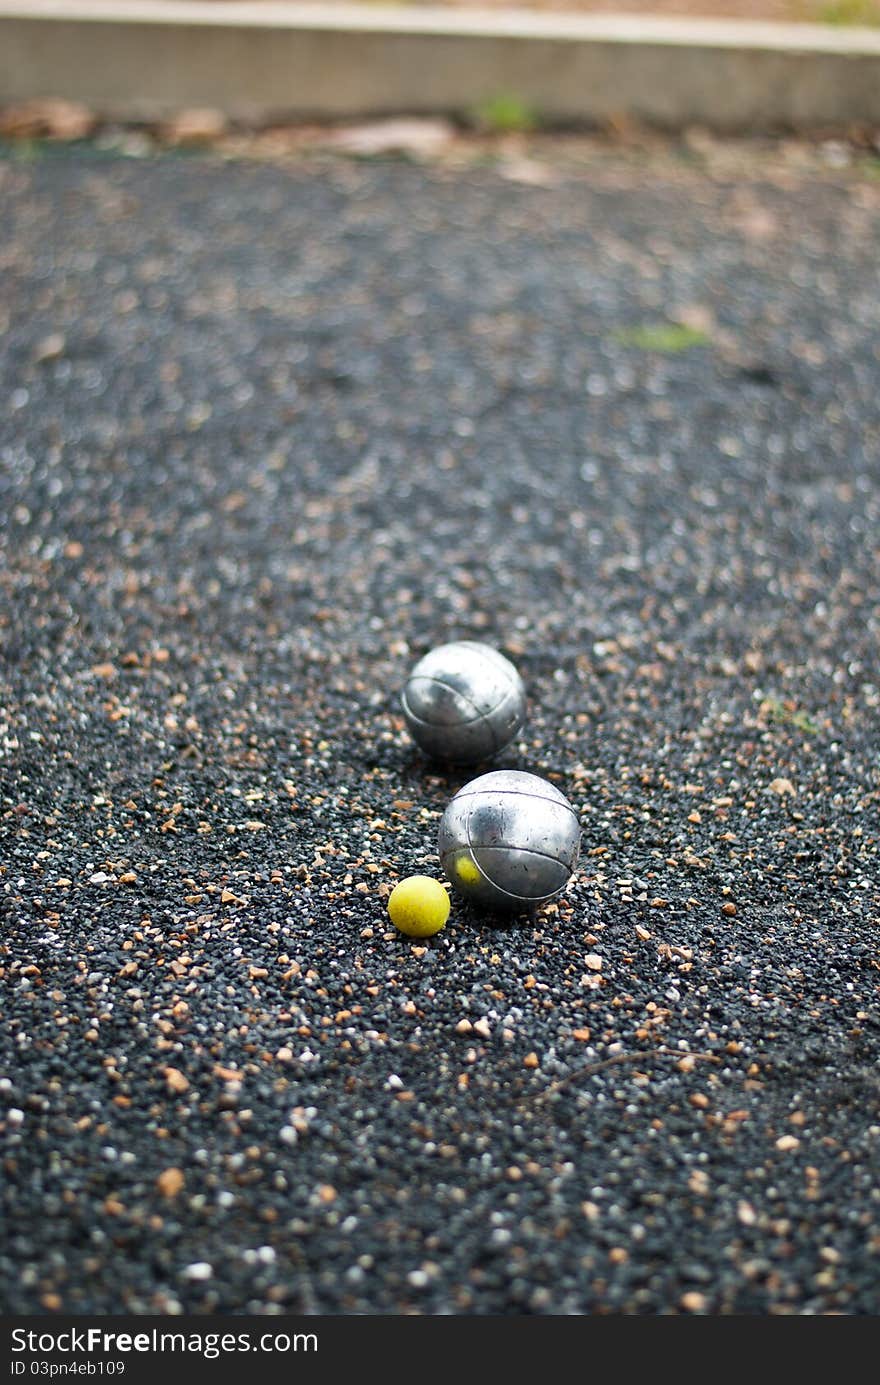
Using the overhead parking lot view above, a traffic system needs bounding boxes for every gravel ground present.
[1,137,879,1316]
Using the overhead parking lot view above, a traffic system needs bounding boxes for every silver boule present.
[438,770,580,912]
[401,640,526,765]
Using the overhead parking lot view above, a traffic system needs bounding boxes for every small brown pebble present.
[725,1109,749,1126]
[499,156,560,188]
[681,1291,708,1312]
[41,1292,63,1312]
[523,1052,539,1068]
[769,777,796,797]
[326,117,456,158]
[317,1185,336,1203]
[572,1028,591,1041]
[162,107,228,146]
[214,1065,242,1082]
[33,332,66,363]
[721,902,737,917]
[157,1168,185,1198]
[163,1067,189,1094]
[0,98,94,140]
[650,897,669,909]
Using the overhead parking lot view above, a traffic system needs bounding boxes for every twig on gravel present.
[517,1047,721,1105]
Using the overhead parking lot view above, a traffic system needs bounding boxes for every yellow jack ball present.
[387,876,450,938]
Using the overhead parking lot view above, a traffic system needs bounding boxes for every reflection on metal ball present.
[438,770,581,912]
[401,640,526,765]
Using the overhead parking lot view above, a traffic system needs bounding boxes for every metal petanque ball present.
[401,640,526,764]
[439,770,581,912]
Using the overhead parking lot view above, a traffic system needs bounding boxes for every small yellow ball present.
[387,876,450,938]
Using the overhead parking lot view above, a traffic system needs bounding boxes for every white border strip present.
[1,1,880,51]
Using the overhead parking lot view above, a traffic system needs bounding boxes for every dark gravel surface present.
[1,140,879,1316]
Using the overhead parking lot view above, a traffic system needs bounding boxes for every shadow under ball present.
[439,770,581,912]
[401,640,526,764]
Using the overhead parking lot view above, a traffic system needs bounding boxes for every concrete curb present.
[2,2,880,131]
